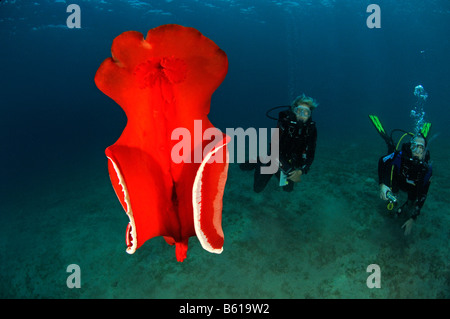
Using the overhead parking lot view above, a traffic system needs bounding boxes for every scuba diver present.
[240,94,318,192]
[369,114,432,236]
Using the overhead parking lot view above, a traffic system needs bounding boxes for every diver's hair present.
[291,94,319,111]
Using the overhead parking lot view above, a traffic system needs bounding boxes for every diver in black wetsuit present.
[378,133,432,235]
[240,94,318,192]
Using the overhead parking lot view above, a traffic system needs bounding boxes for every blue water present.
[0,0,449,299]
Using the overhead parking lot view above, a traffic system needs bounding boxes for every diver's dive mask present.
[410,142,425,156]
[293,105,311,119]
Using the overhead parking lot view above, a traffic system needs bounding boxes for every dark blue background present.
[1,0,449,196]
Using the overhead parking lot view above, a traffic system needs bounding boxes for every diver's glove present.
[379,184,392,201]
[401,218,415,236]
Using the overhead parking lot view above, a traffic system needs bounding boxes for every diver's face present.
[410,137,426,160]
[293,104,311,123]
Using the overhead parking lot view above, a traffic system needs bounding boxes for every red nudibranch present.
[95,24,229,262]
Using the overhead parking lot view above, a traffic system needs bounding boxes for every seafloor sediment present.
[1,137,448,298]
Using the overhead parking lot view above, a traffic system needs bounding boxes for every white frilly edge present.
[192,141,229,254]
[107,156,137,254]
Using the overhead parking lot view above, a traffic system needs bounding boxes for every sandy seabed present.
[1,136,449,299]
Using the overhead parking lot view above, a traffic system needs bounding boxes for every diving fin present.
[421,122,431,138]
[369,114,395,153]
[369,114,386,135]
